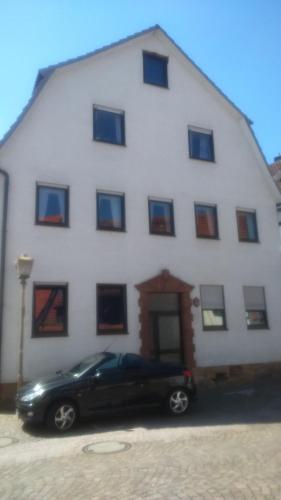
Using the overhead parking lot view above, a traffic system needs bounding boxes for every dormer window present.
[143,52,168,88]
[188,127,215,162]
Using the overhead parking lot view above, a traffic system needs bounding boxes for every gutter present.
[0,168,9,385]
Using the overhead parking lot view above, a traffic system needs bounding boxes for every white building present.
[1,25,281,398]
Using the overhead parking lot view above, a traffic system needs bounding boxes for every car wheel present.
[167,389,190,416]
[46,401,77,432]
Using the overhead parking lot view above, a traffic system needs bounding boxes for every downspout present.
[0,167,9,387]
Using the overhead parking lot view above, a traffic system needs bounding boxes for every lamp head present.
[16,254,34,280]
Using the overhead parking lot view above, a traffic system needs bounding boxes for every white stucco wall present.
[0,30,281,382]
[0,175,4,264]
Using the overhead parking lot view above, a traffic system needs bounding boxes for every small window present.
[195,204,218,239]
[188,128,214,162]
[97,192,125,231]
[93,107,125,145]
[33,284,68,337]
[149,199,175,236]
[237,210,259,242]
[200,285,227,331]
[97,285,127,334]
[243,286,268,329]
[36,185,69,227]
[143,52,168,87]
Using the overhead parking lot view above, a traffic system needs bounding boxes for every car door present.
[81,354,140,413]
[120,354,158,406]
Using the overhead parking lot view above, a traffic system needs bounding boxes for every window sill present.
[238,239,260,244]
[143,81,169,89]
[203,327,228,332]
[93,138,126,147]
[35,222,69,228]
[32,332,68,338]
[196,235,220,240]
[189,156,215,163]
[149,231,175,237]
[247,326,269,330]
[97,330,129,335]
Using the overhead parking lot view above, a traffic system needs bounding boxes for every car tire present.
[166,388,190,416]
[46,400,77,432]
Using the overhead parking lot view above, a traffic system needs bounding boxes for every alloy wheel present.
[169,390,189,414]
[54,404,76,431]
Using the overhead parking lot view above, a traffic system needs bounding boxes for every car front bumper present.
[15,400,46,424]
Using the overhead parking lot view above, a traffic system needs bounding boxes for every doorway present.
[149,293,183,362]
[135,269,195,368]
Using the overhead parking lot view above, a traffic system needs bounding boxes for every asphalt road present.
[0,376,281,499]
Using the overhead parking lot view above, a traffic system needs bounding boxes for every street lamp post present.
[16,254,33,390]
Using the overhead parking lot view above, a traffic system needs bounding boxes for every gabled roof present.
[0,24,252,147]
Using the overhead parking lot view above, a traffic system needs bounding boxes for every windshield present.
[69,353,110,378]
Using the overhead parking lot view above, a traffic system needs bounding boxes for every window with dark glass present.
[237,210,258,242]
[93,107,125,145]
[200,285,227,331]
[195,204,218,239]
[36,185,68,226]
[97,285,127,334]
[143,52,168,87]
[33,284,67,337]
[149,199,174,236]
[97,192,125,231]
[243,286,268,329]
[188,128,214,161]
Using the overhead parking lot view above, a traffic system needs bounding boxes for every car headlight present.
[21,385,45,402]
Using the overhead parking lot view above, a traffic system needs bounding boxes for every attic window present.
[93,107,125,146]
[188,127,215,162]
[143,52,168,88]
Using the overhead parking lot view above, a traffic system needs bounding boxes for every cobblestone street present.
[0,377,281,499]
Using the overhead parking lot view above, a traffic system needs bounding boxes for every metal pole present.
[17,277,26,390]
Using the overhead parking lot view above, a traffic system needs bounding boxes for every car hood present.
[17,373,75,397]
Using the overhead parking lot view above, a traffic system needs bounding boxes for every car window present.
[69,353,117,377]
[99,354,121,370]
[122,354,145,370]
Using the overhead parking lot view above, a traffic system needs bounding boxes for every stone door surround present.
[135,269,195,368]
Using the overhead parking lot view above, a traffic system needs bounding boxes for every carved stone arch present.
[135,269,195,368]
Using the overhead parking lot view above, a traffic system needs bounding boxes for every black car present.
[16,352,197,432]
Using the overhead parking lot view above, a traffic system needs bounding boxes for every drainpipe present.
[0,167,9,387]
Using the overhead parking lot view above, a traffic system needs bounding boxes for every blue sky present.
[1,0,280,163]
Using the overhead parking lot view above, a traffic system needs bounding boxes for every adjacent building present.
[1,26,281,398]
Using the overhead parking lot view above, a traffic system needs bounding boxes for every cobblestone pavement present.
[0,377,281,499]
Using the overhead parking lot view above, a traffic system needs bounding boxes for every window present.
[97,285,127,334]
[243,286,268,329]
[36,185,69,226]
[143,52,168,87]
[237,210,259,242]
[149,199,175,236]
[93,107,125,145]
[200,285,227,330]
[97,192,125,231]
[195,204,218,239]
[33,284,68,337]
[188,128,214,161]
